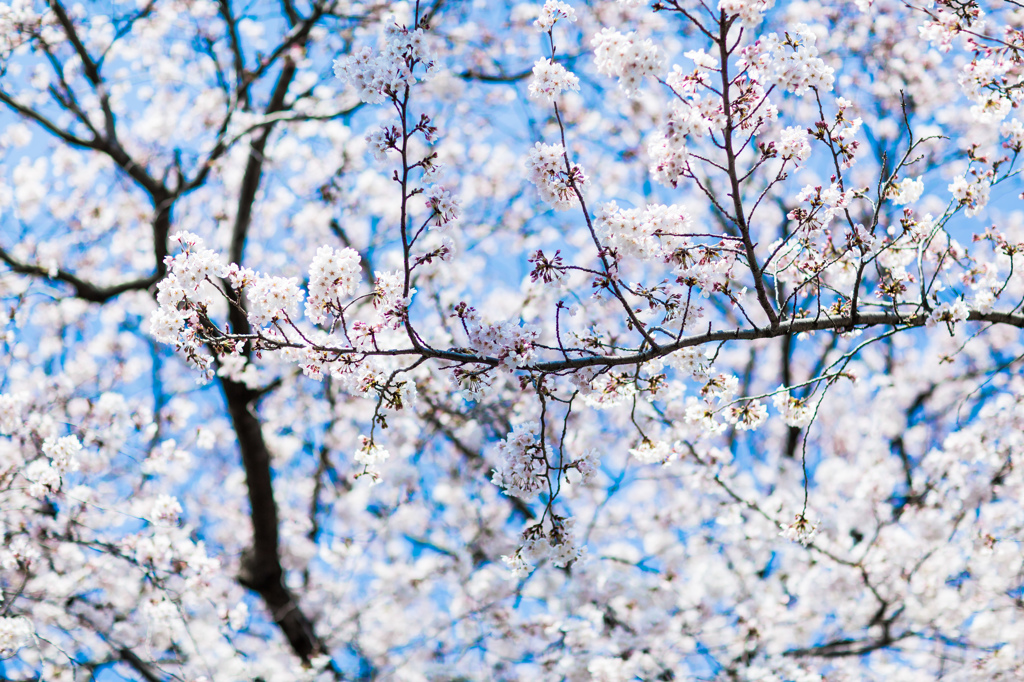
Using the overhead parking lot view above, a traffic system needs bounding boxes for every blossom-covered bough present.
[2,0,1024,679]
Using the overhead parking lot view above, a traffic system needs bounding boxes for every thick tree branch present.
[118,647,166,682]
[783,631,911,658]
[222,376,325,662]
[0,246,159,303]
[203,309,1024,374]
[0,90,97,149]
[212,42,326,664]
[227,57,298,273]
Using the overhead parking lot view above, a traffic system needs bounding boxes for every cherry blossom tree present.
[2,0,1024,679]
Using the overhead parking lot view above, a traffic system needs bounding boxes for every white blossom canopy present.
[1,0,1024,680]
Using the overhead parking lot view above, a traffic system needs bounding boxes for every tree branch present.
[223,376,326,662]
[0,246,159,303]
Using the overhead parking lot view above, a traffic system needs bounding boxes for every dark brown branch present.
[0,85,167,200]
[0,90,97,149]
[218,0,252,109]
[245,4,327,85]
[525,310,1024,371]
[44,2,170,200]
[184,2,335,193]
[48,0,118,138]
[213,43,324,663]
[783,631,911,658]
[0,246,159,303]
[280,0,301,26]
[455,55,584,83]
[207,309,1024,375]
[457,68,535,83]
[227,57,298,272]
[223,377,325,662]
[118,647,166,682]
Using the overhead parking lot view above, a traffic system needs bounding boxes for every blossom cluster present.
[949,173,991,218]
[148,300,188,346]
[246,275,302,327]
[789,182,855,230]
[148,494,184,525]
[958,57,1013,123]
[888,176,925,206]
[305,245,362,325]
[141,439,193,477]
[1002,118,1024,152]
[373,270,413,329]
[728,400,768,430]
[534,0,576,32]
[528,58,580,103]
[566,448,600,484]
[917,8,962,52]
[684,372,741,434]
[777,126,811,163]
[645,58,740,187]
[42,434,82,474]
[425,185,460,228]
[525,142,586,210]
[0,393,26,436]
[668,95,725,140]
[718,0,776,26]
[741,25,835,96]
[772,389,814,428]
[491,421,549,499]
[149,233,228,372]
[0,617,33,658]
[502,516,584,577]
[162,232,227,299]
[927,297,970,331]
[583,371,638,409]
[591,28,663,97]
[596,201,693,260]
[467,317,539,372]
[647,129,690,189]
[630,438,674,464]
[355,438,389,467]
[673,247,738,298]
[780,513,818,546]
[333,23,435,104]
[151,233,227,345]
[23,434,83,498]
[22,459,60,498]
[365,126,396,161]
[141,597,180,642]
